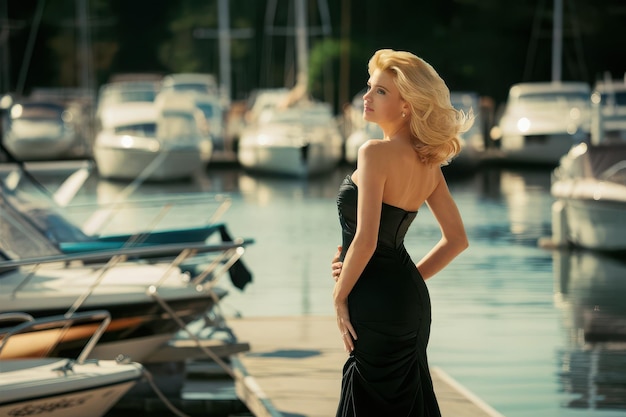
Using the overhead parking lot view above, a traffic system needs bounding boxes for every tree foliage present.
[3,0,626,108]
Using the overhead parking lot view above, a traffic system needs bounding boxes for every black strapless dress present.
[335,175,441,417]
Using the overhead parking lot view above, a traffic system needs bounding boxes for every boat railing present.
[0,312,35,326]
[0,239,252,270]
[2,182,236,257]
[191,245,246,288]
[146,241,248,364]
[144,238,249,292]
[147,245,247,380]
[601,160,626,182]
[68,193,232,237]
[1,158,232,237]
[0,310,112,365]
[2,240,254,312]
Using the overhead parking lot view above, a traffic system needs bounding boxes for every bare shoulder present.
[357,140,392,168]
[359,139,391,157]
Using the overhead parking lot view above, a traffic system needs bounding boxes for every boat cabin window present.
[158,113,199,139]
[10,103,65,121]
[114,123,157,137]
[516,92,589,105]
[600,91,626,107]
[167,83,217,96]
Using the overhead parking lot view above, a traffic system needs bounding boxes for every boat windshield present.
[114,123,157,137]
[197,103,220,119]
[166,83,218,96]
[517,92,589,106]
[99,86,157,108]
[0,187,68,260]
[601,91,626,107]
[10,103,64,121]
[157,113,199,139]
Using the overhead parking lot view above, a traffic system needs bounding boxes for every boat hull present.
[4,131,79,161]
[93,146,203,181]
[500,132,587,165]
[0,358,141,417]
[558,197,626,251]
[0,263,224,361]
[238,142,341,177]
[551,142,626,251]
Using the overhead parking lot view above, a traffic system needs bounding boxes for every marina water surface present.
[25,162,626,417]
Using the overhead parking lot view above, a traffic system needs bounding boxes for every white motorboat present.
[242,88,291,125]
[550,141,626,251]
[95,80,161,129]
[0,178,254,361]
[154,89,218,163]
[1,100,85,161]
[492,81,591,165]
[342,88,375,165]
[344,121,383,165]
[342,88,368,138]
[161,72,221,98]
[157,88,229,162]
[238,100,343,176]
[193,92,227,155]
[0,243,237,361]
[593,75,626,142]
[0,310,143,417]
[446,91,486,173]
[93,81,205,181]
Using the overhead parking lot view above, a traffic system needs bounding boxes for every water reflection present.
[553,249,626,410]
[499,169,552,241]
[236,166,352,204]
[5,162,626,415]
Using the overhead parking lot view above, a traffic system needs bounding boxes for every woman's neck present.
[382,122,411,142]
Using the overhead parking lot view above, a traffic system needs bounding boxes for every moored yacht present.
[492,81,591,165]
[238,100,343,177]
[0,310,143,417]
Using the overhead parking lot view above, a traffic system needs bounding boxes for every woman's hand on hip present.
[331,245,343,282]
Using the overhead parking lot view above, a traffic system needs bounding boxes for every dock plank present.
[228,316,504,417]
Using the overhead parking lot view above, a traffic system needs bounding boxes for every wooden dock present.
[228,316,505,417]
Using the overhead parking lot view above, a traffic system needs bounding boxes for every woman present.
[332,49,472,416]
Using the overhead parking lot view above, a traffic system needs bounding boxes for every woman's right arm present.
[416,170,468,280]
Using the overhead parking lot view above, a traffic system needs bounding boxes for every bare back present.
[352,138,441,212]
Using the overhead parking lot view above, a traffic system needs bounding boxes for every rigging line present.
[0,141,53,198]
[566,0,588,81]
[261,0,278,87]
[16,0,45,95]
[523,0,546,81]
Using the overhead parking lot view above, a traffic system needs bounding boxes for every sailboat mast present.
[218,0,231,100]
[77,0,94,100]
[295,0,308,90]
[551,0,562,82]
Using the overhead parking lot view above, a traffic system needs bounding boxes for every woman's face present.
[362,68,405,125]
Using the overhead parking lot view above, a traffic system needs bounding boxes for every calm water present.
[18,161,626,417]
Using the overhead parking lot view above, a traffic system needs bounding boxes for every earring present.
[402,112,406,118]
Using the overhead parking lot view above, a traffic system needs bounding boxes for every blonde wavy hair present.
[368,49,474,165]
